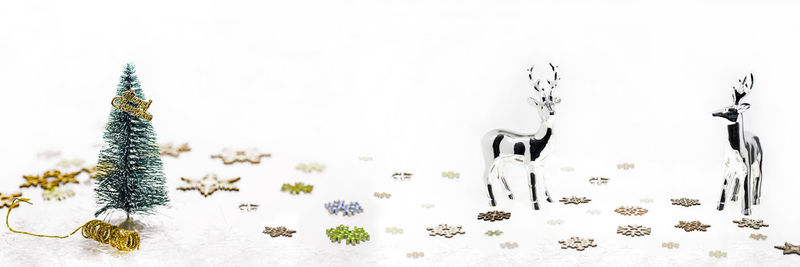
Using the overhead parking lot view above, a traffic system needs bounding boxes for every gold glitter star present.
[0,192,23,209]
[177,173,241,197]
[21,170,81,190]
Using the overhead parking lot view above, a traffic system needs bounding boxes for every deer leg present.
[495,160,514,200]
[730,177,740,202]
[752,136,764,205]
[528,165,540,210]
[484,159,499,207]
[742,171,752,215]
[752,158,763,205]
[742,151,754,215]
[717,172,733,211]
[537,168,553,203]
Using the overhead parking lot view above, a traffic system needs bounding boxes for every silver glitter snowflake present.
[617,225,651,237]
[559,237,597,251]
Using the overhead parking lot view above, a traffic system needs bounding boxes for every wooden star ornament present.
[775,242,800,256]
[211,148,271,164]
[177,173,241,197]
[160,142,191,157]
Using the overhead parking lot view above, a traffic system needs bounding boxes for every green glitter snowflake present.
[281,182,313,194]
[326,225,370,245]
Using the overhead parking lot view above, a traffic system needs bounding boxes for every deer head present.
[526,63,561,117]
[712,73,754,123]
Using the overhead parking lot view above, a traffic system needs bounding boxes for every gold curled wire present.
[5,198,140,251]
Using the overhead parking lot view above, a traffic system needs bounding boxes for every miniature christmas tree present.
[95,63,168,229]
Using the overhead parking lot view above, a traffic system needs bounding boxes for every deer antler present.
[547,63,560,94]
[528,63,560,102]
[733,73,754,104]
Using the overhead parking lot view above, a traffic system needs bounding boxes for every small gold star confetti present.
[406,252,424,259]
[42,186,75,201]
[733,217,769,230]
[674,221,710,232]
[159,142,191,157]
[662,242,679,249]
[373,192,391,199]
[485,230,503,236]
[617,163,635,170]
[385,227,403,235]
[296,162,325,173]
[210,148,271,164]
[177,173,240,197]
[559,196,591,205]
[56,158,85,168]
[21,170,81,190]
[0,192,23,209]
[441,171,460,179]
[708,250,727,258]
[750,233,768,240]
[775,242,800,256]
[500,242,518,249]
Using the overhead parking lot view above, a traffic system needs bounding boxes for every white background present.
[1,0,799,266]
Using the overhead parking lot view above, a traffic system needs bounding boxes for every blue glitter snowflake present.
[324,200,363,216]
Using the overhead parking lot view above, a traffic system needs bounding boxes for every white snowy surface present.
[2,0,800,266]
[0,148,798,266]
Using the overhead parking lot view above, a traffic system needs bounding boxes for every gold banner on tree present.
[111,89,153,121]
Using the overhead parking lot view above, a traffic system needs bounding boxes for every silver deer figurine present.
[481,63,561,210]
[712,73,763,215]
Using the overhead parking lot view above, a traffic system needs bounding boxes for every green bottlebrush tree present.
[95,63,168,226]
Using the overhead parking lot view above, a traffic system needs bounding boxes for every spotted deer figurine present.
[712,73,763,215]
[481,63,561,210]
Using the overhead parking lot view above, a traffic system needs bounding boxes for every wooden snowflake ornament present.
[617,225,651,237]
[263,226,296,237]
[674,221,710,232]
[671,198,700,207]
[477,210,511,221]
[733,218,769,230]
[426,224,465,238]
[211,148,271,164]
[559,237,597,251]
[177,173,241,197]
[614,206,648,216]
[559,196,591,205]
